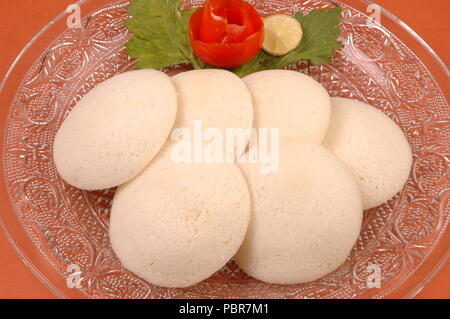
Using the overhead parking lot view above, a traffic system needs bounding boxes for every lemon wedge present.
[262,14,303,56]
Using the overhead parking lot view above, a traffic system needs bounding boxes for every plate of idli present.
[0,0,448,299]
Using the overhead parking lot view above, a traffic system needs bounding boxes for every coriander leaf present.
[280,7,343,66]
[231,51,278,78]
[125,0,203,69]
[233,7,343,77]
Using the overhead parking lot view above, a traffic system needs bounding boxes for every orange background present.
[0,0,449,299]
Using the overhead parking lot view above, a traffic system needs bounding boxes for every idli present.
[171,69,254,158]
[235,139,363,284]
[323,97,413,209]
[243,70,331,142]
[172,69,253,130]
[53,69,177,190]
[109,145,251,288]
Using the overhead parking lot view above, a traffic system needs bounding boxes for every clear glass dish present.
[0,0,448,299]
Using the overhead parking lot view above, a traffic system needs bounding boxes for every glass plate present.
[0,0,448,299]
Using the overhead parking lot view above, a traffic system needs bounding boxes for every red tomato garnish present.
[189,0,264,68]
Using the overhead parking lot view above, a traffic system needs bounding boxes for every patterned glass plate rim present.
[0,0,449,299]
